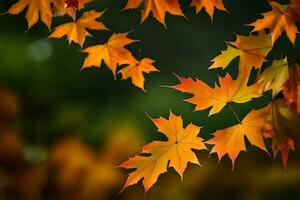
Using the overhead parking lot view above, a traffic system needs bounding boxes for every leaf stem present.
[228,104,241,124]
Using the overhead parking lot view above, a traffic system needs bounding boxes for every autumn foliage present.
[4,0,300,194]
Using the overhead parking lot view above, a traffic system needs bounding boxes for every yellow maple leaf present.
[124,0,184,26]
[169,73,262,116]
[258,57,289,97]
[81,33,137,76]
[208,105,271,168]
[119,58,159,91]
[49,10,107,47]
[120,112,206,192]
[209,31,272,75]
[249,1,300,44]
[190,0,226,19]
[7,0,52,29]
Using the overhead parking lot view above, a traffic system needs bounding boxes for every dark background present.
[0,0,299,199]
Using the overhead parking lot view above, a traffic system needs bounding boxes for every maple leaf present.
[119,58,159,91]
[258,58,289,97]
[209,31,272,75]
[7,0,52,29]
[81,33,137,76]
[49,10,107,47]
[119,112,206,192]
[289,0,300,19]
[208,105,271,167]
[52,0,92,19]
[169,73,262,116]
[263,100,297,169]
[190,0,226,19]
[124,0,184,26]
[249,1,300,44]
[283,62,300,114]
[65,0,79,9]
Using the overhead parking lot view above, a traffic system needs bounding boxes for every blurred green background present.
[0,0,299,199]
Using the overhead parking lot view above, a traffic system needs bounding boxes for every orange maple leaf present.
[7,0,52,29]
[49,10,107,47]
[209,31,272,75]
[119,58,159,91]
[190,0,226,19]
[249,1,300,44]
[208,105,271,168]
[120,112,206,192]
[81,33,137,77]
[169,73,262,116]
[124,0,184,26]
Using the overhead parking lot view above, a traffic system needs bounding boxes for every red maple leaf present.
[65,0,79,9]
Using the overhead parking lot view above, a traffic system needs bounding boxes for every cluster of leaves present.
[7,0,159,91]
[5,0,300,194]
[119,0,300,192]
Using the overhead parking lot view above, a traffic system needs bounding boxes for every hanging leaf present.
[208,105,271,168]
[209,31,272,75]
[52,0,92,18]
[81,33,137,77]
[283,63,300,114]
[49,10,107,47]
[258,58,289,97]
[263,100,297,169]
[7,0,52,29]
[190,0,227,19]
[124,0,184,26]
[168,73,262,116]
[249,1,300,44]
[120,112,206,192]
[119,58,159,91]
